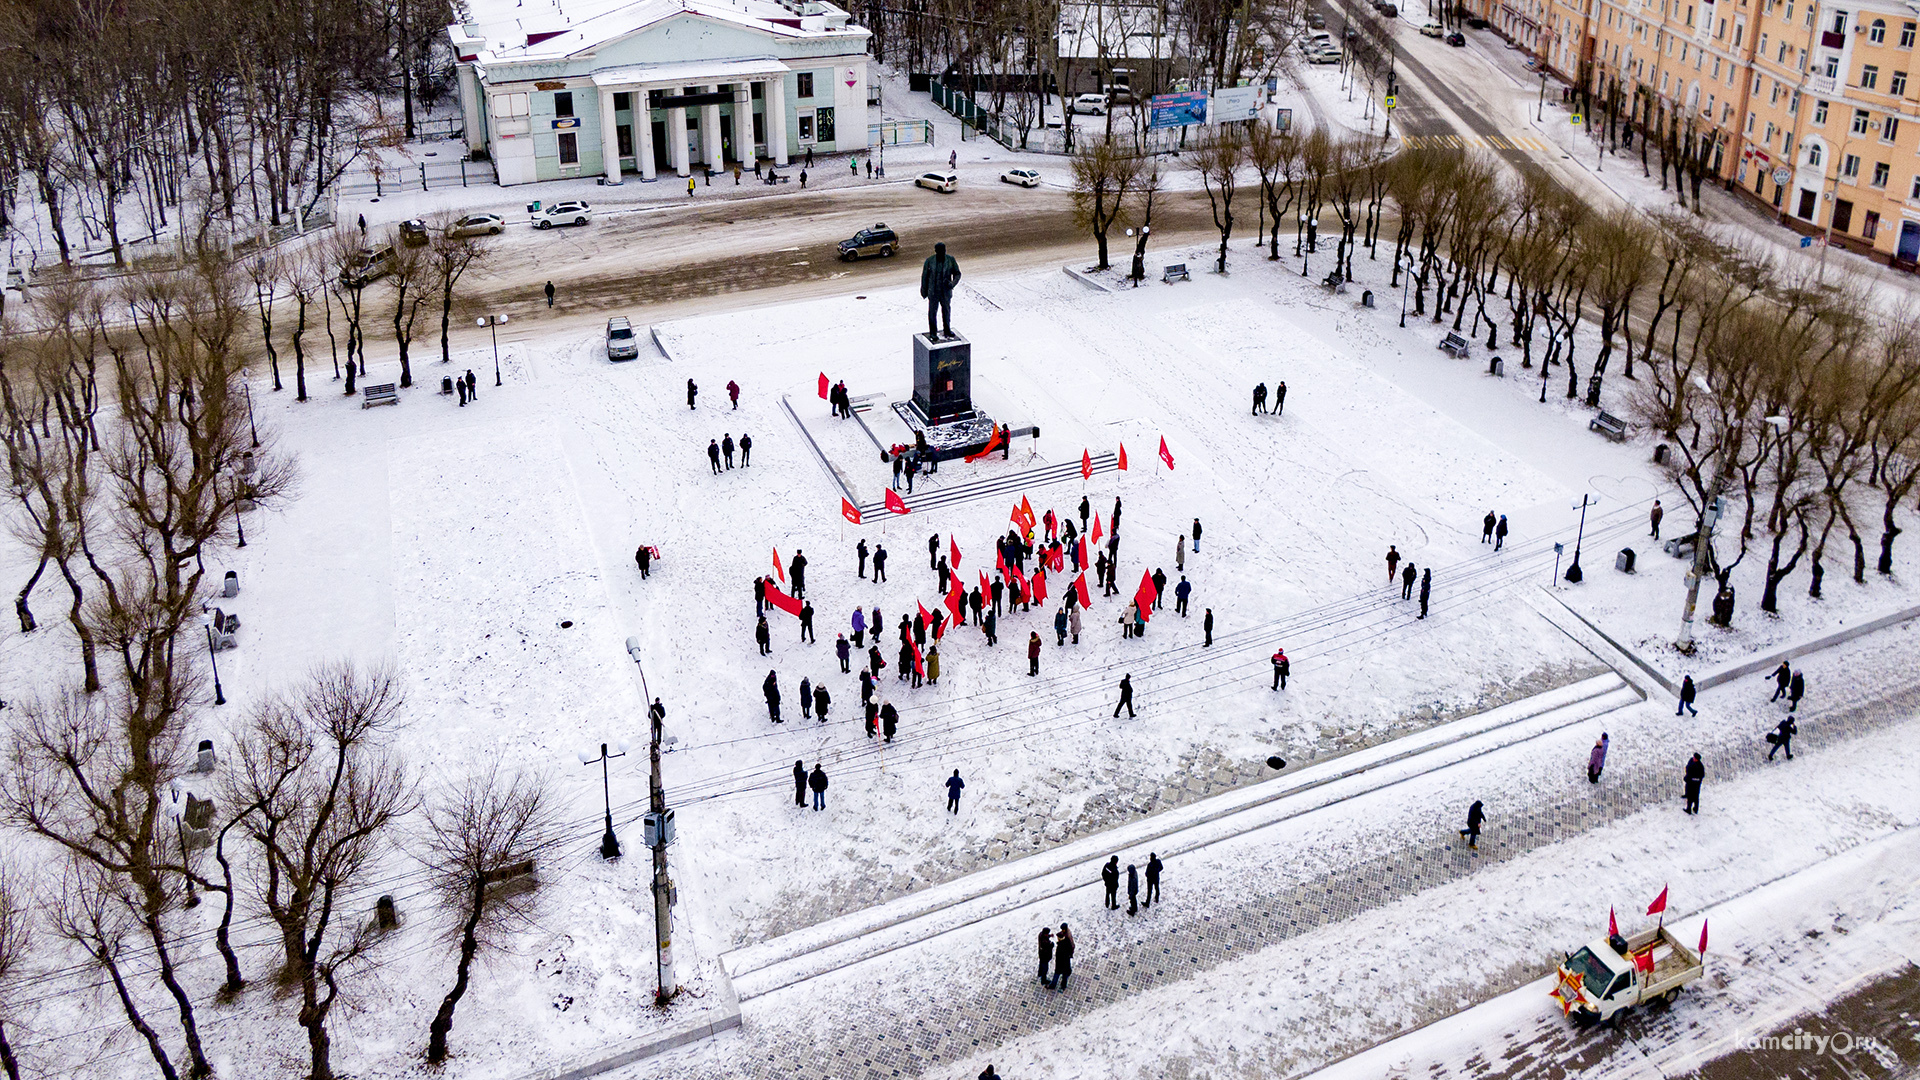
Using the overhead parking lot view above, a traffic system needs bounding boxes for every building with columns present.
[448,0,871,186]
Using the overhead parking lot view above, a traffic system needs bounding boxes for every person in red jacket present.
[1272,648,1290,690]
[1028,631,1042,676]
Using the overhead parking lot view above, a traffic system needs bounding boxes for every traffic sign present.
[1771,165,1792,186]
[1800,236,1814,248]
[1570,114,1583,126]
[1384,95,1398,109]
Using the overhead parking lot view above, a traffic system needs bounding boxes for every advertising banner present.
[1209,85,1260,123]
[1149,91,1209,129]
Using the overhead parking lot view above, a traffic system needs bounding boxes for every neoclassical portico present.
[592,58,791,183]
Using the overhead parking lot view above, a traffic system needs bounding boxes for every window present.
[1910,174,1920,200]
[1815,99,1829,124]
[1854,107,1872,134]
[553,91,574,117]
[616,123,633,157]
[1894,72,1909,96]
[1870,18,1886,43]
[797,113,814,142]
[1842,152,1861,178]
[1760,32,1769,55]
[1833,198,1853,231]
[1886,116,1901,142]
[1873,161,1891,187]
[1863,210,1880,241]
[1826,54,1841,78]
[1790,90,1801,112]
[1779,41,1789,62]
[1746,112,1757,133]
[1863,65,1879,90]
[1663,71,1672,91]
[1717,16,1726,38]
[1764,122,1776,143]
[1686,3,1693,26]
[613,91,631,112]
[1808,143,1823,165]
[1714,57,1723,78]
[1784,132,1793,154]
[1830,11,1848,35]
[557,131,578,165]
[816,106,835,143]
[493,92,530,118]
[1905,22,1918,47]
[796,72,815,98]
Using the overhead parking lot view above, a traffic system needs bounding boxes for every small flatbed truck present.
[1551,925,1703,1024]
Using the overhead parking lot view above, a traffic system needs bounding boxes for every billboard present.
[1209,86,1261,123]
[1148,91,1209,129]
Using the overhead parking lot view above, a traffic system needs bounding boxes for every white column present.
[637,88,657,180]
[701,86,724,170]
[669,92,690,177]
[732,83,753,163]
[599,86,622,184]
[767,74,789,165]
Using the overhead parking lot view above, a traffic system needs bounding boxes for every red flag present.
[885,488,911,515]
[1091,515,1104,545]
[964,427,1003,462]
[1646,886,1668,917]
[1074,573,1092,608]
[1117,443,1129,470]
[1020,496,1036,530]
[842,498,862,525]
[1158,436,1175,470]
[1633,950,1655,974]
[979,570,990,596]
[946,578,965,625]
[1077,536,1088,569]
[764,582,802,616]
[1698,919,1709,956]
[1007,563,1027,595]
[911,639,925,677]
[996,549,1008,578]
[917,600,932,627]
[1608,907,1619,938]
[949,536,962,569]
[1133,570,1157,623]
[774,547,786,583]
[1049,545,1064,573]
[1010,501,1027,530]
[818,372,830,399]
[1081,449,1093,479]
[1031,569,1048,605]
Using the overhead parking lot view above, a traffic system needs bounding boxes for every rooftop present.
[450,0,865,64]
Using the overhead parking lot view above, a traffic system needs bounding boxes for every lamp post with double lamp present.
[579,740,628,859]
[476,313,508,386]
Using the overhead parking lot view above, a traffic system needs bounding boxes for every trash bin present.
[223,570,239,598]
[441,375,455,395]
[1654,442,1670,465]
[1615,547,1636,573]
[1489,356,1504,376]
[1361,289,1375,307]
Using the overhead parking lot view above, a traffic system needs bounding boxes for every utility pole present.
[628,637,678,1006]
[1675,488,1724,653]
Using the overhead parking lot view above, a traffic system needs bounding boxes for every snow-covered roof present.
[450,0,864,64]
[591,56,792,85]
[1056,2,1174,62]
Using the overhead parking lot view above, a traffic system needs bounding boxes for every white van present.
[1070,93,1109,115]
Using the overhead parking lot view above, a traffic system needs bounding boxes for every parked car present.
[1070,93,1109,115]
[1447,30,1467,45]
[1377,2,1398,15]
[446,212,505,238]
[1466,16,1491,28]
[837,223,900,260]
[1103,84,1135,103]
[605,317,639,361]
[398,219,429,246]
[1001,167,1042,187]
[530,200,591,229]
[1420,22,1444,36]
[1306,46,1342,63]
[340,246,394,287]
[915,171,959,193]
[1308,12,1327,28]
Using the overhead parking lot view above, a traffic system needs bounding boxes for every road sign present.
[1772,165,1792,186]
[1384,95,1398,109]
[1800,236,1815,248]
[1570,114,1583,126]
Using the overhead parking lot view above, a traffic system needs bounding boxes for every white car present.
[916,171,959,193]
[530,200,591,229]
[1000,167,1042,187]
[605,317,639,361]
[1070,93,1109,115]
[1307,46,1342,63]
[446,212,505,238]
[1420,22,1444,36]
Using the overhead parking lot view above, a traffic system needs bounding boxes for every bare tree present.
[389,242,430,389]
[425,218,490,367]
[51,859,182,1080]
[420,766,567,1064]
[1068,138,1141,271]
[0,859,32,1080]
[1191,128,1246,275]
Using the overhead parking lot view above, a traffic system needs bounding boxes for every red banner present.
[1117,443,1129,471]
[1133,569,1158,623]
[765,582,802,616]
[818,372,830,399]
[1646,886,1668,916]
[1081,449,1093,479]
[949,536,962,569]
[1159,436,1175,470]
[946,578,965,626]
[964,427,1003,462]
[885,488,911,515]
[1077,536,1088,569]
[842,498,862,525]
[1074,573,1092,609]
[1090,515,1103,545]
[1031,569,1048,605]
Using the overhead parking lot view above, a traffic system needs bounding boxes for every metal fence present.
[928,79,1194,156]
[867,119,934,146]
[334,156,496,197]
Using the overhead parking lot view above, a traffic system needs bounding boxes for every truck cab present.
[1552,927,1702,1024]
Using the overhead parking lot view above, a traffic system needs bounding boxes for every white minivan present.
[1070,93,1109,115]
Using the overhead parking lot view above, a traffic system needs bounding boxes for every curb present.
[649,324,678,363]
[1061,263,1115,292]
[1696,601,1920,690]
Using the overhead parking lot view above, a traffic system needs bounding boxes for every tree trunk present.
[426,878,487,1063]
[101,944,181,1080]
[15,555,46,632]
[1878,498,1901,575]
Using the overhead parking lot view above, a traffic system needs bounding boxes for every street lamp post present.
[244,382,259,449]
[232,472,247,549]
[477,314,508,386]
[1538,71,1548,122]
[579,741,628,859]
[204,624,226,706]
[1565,493,1597,582]
[1399,254,1415,327]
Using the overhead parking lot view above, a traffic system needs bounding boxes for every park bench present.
[1162,263,1190,283]
[362,382,399,409]
[1589,410,1629,442]
[762,171,792,185]
[1439,332,1472,358]
[1320,270,1348,294]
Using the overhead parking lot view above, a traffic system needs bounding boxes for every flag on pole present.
[1117,443,1129,470]
[764,582,802,616]
[1608,907,1619,938]
[965,427,1003,462]
[1698,920,1709,957]
[774,548,786,582]
[979,570,990,597]
[996,549,1008,578]
[1133,570,1158,623]
[1020,496,1036,531]
[1158,436,1175,470]
[911,639,925,677]
[946,577,965,625]
[842,498,862,525]
[1049,544,1064,573]
[1074,573,1093,609]
[885,488,911,515]
[1647,886,1668,917]
[949,536,962,569]
[1090,515,1103,545]
[1077,536,1088,569]
[818,372,830,399]
[1082,449,1093,479]
[1031,569,1048,605]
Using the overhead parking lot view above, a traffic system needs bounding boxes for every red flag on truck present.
[1698,920,1709,956]
[1608,907,1619,938]
[1647,886,1668,916]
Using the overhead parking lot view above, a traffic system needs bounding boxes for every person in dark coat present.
[969,587,984,624]
[1482,511,1497,543]
[1174,576,1192,616]
[708,440,722,474]
[1252,382,1268,414]
[1459,800,1485,851]
[1401,562,1417,600]
[792,760,807,806]
[1126,863,1140,915]
[1203,608,1214,647]
[1037,927,1054,985]
[1113,674,1134,717]
[937,556,951,594]
[983,609,998,646]
[755,616,771,656]
[1769,716,1796,760]
[763,670,781,722]
[859,668,874,705]
[726,379,740,408]
[929,533,941,570]
[1272,649,1289,690]
[1079,496,1091,530]
[1494,515,1508,551]
[868,644,885,678]
[945,769,965,813]
[912,612,927,647]
[1385,545,1400,583]
[864,699,879,738]
[799,602,815,643]
[858,539,870,579]
[1052,924,1074,989]
[799,676,813,719]
[897,641,913,683]
[1144,853,1162,906]
[1027,631,1042,676]
[1677,675,1698,715]
[892,454,904,490]
[543,279,554,305]
[635,544,651,578]
[1418,568,1431,619]
[789,550,808,598]
[1788,670,1805,712]
[1683,753,1705,813]
[880,700,898,742]
[1192,518,1202,552]
[1274,380,1287,415]
[1055,606,1069,645]
[1101,856,1120,909]
[1769,660,1792,701]
[739,434,752,466]
[990,576,1004,616]
[721,434,736,468]
[687,379,698,409]
[1588,733,1609,783]
[1112,497,1123,534]
[813,683,829,722]
[873,544,888,582]
[1151,568,1167,609]
[808,763,828,810]
[1650,500,1664,539]
[754,576,767,616]
[836,633,851,673]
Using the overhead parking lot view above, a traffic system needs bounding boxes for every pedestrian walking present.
[1418,569,1431,619]
[1203,608,1213,647]
[1069,603,1082,644]
[808,763,828,810]
[881,700,898,742]
[1385,545,1401,583]
[946,769,965,813]
[948,149,957,169]
[1683,753,1705,813]
[1677,675,1698,716]
[708,440,722,474]
[1768,716,1796,760]
[1144,853,1162,906]
[1176,534,1186,572]
[1126,864,1140,916]
[1175,576,1191,616]
[808,147,816,167]
[740,434,752,466]
[1788,670,1805,712]
[544,280,555,307]
[873,544,888,582]
[798,168,807,188]
[1495,515,1508,551]
[1459,799,1485,852]
[1028,631,1042,676]
[983,609,997,646]
[836,632,851,672]
[793,760,807,806]
[727,380,740,409]
[687,379,698,409]
[1275,381,1287,416]
[1055,606,1069,646]
[1037,927,1054,985]
[1768,660,1791,701]
[1587,733,1609,783]
[755,616,771,656]
[358,212,367,234]
[688,176,696,196]
[722,434,736,468]
[799,676,813,719]
[1113,673,1134,717]
[1052,924,1074,989]
[1650,500,1664,540]
[1482,511,1496,543]
[1401,563,1417,600]
[1272,648,1289,690]
[799,602,815,643]
[1192,518,1202,553]
[763,670,780,721]
[1101,856,1120,909]
[850,156,859,177]
[635,544,652,578]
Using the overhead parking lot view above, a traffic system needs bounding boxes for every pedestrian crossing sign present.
[1571,114,1584,126]
[1385,95,1397,109]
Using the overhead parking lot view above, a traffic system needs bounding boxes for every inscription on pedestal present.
[912,333,972,421]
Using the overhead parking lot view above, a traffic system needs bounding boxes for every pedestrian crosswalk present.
[1401,131,1557,154]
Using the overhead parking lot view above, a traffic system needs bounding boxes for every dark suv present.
[837,223,899,261]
